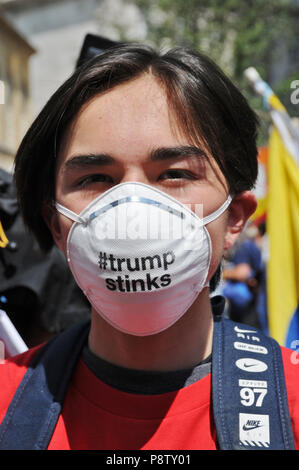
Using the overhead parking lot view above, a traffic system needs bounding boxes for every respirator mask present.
[56,182,231,336]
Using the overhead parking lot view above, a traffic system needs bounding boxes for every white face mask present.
[56,182,231,336]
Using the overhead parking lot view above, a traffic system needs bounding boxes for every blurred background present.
[0,0,298,351]
[0,0,298,170]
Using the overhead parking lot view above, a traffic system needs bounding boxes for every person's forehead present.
[58,74,186,163]
[79,74,169,121]
[101,73,168,106]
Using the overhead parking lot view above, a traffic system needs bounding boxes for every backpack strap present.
[0,320,90,450]
[212,315,295,450]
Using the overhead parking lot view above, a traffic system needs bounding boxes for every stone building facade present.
[0,12,35,170]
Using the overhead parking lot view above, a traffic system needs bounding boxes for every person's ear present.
[224,191,257,250]
[42,202,64,251]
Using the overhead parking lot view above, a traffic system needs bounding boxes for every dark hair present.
[14,43,259,255]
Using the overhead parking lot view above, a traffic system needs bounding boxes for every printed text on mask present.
[98,251,175,292]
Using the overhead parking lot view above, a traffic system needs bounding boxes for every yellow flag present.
[267,127,299,345]
[244,67,299,346]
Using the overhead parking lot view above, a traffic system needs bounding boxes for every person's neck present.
[88,288,214,372]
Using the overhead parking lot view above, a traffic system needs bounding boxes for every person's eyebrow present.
[63,146,208,170]
[64,153,115,169]
[149,146,208,162]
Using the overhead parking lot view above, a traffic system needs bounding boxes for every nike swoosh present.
[243,363,256,368]
[243,424,263,431]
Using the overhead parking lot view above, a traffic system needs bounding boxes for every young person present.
[0,43,298,450]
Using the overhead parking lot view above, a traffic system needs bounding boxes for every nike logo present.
[243,423,263,431]
[235,358,268,372]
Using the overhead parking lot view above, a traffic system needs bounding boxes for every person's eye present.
[158,169,197,181]
[76,174,113,187]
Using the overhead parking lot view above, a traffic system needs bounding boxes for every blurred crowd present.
[218,221,268,334]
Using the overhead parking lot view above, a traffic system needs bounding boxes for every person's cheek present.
[205,220,227,281]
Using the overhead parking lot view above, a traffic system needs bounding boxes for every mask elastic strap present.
[202,195,232,226]
[55,202,87,225]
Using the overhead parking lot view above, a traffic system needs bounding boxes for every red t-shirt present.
[1,345,299,450]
